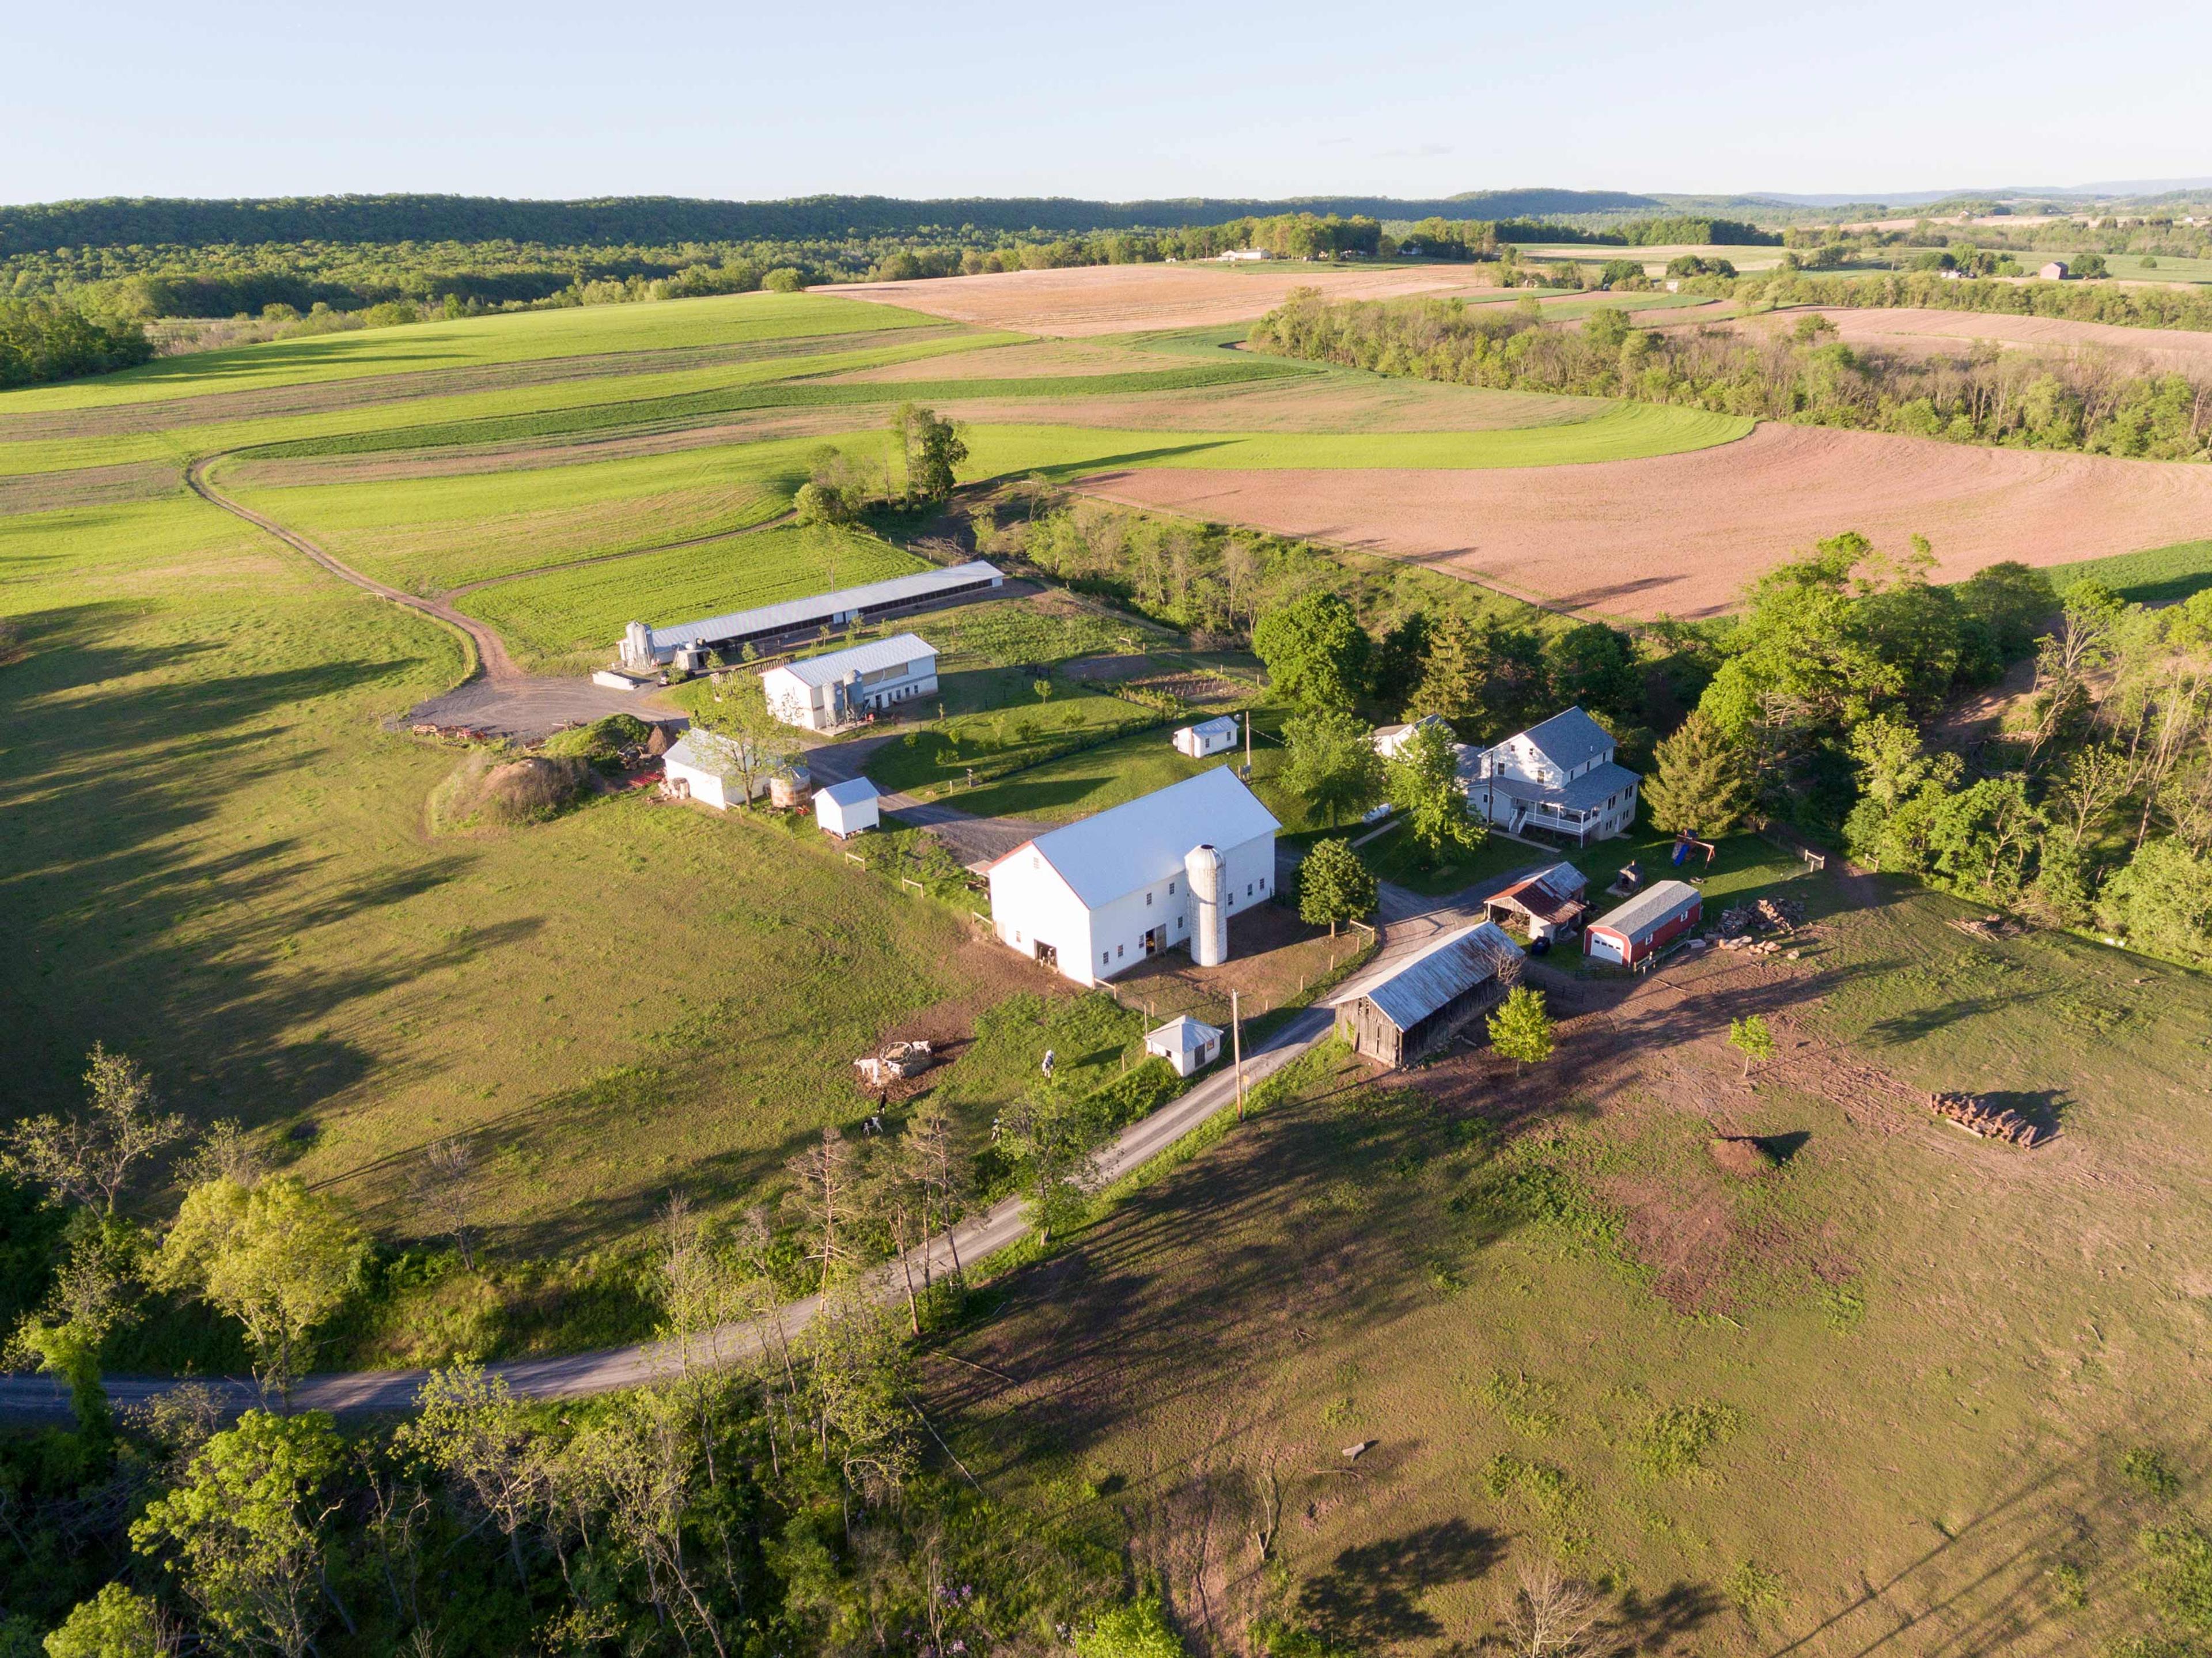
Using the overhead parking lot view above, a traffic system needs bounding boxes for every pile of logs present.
[1717,935,1791,956]
[1950,913,2026,941]
[1929,1090,2043,1147]
[855,1040,935,1088]
[1719,895,1806,934]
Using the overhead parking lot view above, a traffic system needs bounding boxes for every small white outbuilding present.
[815,777,881,838]
[662,731,771,811]
[1145,1015,1225,1078]
[1173,714,1240,758]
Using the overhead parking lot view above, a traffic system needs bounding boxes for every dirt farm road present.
[185,455,677,739]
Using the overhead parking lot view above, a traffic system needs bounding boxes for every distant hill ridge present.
[0,190,1668,253]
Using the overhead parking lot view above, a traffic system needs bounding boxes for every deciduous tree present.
[1487,987,1555,1074]
[1253,592,1371,711]
[1384,720,1484,865]
[1282,706,1385,827]
[1297,838,1377,936]
[2,1044,185,1214]
[1728,1014,1778,1078]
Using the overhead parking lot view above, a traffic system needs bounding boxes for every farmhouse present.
[1463,707,1640,846]
[1372,713,1454,760]
[814,777,880,838]
[1481,861,1589,943]
[2039,260,2070,281]
[1173,714,1241,758]
[986,767,1280,985]
[1584,879,1702,967]
[617,561,1002,670]
[1145,1015,1224,1078]
[760,634,938,731]
[1335,921,1524,1068]
[661,730,793,811]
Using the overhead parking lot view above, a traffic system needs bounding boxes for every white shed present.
[1145,1015,1225,1078]
[986,767,1281,985]
[1173,714,1241,758]
[662,730,772,811]
[815,777,881,838]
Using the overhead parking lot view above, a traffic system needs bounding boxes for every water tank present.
[1184,844,1227,967]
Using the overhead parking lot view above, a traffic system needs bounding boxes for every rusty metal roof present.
[1359,921,1524,1033]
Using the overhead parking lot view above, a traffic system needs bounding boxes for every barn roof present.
[1003,767,1281,910]
[1358,921,1524,1033]
[818,777,880,807]
[643,562,999,651]
[767,633,937,688]
[1517,706,1616,771]
[1590,879,1702,942]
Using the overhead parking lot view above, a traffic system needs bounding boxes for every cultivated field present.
[1083,422,2212,618]
[930,857,2212,1656]
[1691,304,2212,375]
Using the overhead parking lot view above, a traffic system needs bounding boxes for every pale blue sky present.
[4,0,2205,206]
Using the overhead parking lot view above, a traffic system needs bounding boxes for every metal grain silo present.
[1184,843,1227,967]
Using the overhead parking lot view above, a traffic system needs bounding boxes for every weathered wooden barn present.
[1334,921,1525,1068]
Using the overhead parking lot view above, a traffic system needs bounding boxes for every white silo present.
[1184,843,1228,967]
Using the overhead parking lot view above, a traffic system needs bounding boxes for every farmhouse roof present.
[1358,922,1524,1032]
[1485,761,1642,813]
[646,562,1000,651]
[768,633,936,688]
[1000,767,1281,911]
[1146,1015,1224,1058]
[818,777,880,807]
[1590,879,1702,942]
[1518,706,1616,771]
[1181,714,1240,740]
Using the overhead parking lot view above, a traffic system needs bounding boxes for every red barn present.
[1585,879,1702,967]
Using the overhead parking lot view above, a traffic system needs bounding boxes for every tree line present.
[1250,289,2212,460]
[0,298,154,388]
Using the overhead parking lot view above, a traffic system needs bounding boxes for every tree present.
[1401,612,1484,730]
[1728,1014,1778,1078]
[396,1364,550,1590]
[899,1101,970,1284]
[1642,710,1753,835]
[2,1043,185,1214]
[1077,1597,1190,1658]
[1544,623,1643,724]
[130,1410,348,1658]
[7,1214,138,1439]
[1487,987,1555,1074]
[2100,839,2212,967]
[705,686,808,802]
[1297,838,1377,936]
[1496,1559,1601,1658]
[1384,720,1484,865]
[1282,706,1385,827]
[783,1126,863,1288]
[408,1136,477,1270]
[891,403,966,505]
[41,1583,175,1658]
[153,1176,366,1400]
[1252,592,1371,711]
[797,1282,917,1511]
[995,1092,1111,1243]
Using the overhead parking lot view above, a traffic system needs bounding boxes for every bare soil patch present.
[0,459,181,515]
[1082,422,2212,619]
[831,263,1508,337]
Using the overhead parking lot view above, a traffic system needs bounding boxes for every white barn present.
[986,767,1281,985]
[1463,707,1641,846]
[814,777,880,838]
[1173,714,1240,758]
[760,633,938,732]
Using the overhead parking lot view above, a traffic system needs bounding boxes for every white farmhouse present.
[1372,713,1455,760]
[1463,707,1640,846]
[1172,714,1240,758]
[986,767,1281,985]
[759,633,938,732]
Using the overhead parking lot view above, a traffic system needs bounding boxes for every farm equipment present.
[1928,1091,2044,1148]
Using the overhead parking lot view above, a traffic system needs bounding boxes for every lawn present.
[926,870,2212,1656]
[457,522,923,671]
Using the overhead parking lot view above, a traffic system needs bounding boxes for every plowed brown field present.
[1082,423,2212,618]
[1675,305,2212,376]
[829,262,1502,335]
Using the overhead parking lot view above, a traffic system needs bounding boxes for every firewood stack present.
[1929,1091,2043,1146]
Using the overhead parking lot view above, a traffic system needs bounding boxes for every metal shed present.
[1145,1015,1225,1078]
[1334,921,1524,1068]
[1585,879,1702,967]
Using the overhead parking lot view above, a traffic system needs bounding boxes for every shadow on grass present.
[1297,1519,1504,1645]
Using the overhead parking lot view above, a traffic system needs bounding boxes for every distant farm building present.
[760,633,938,731]
[1216,248,1275,262]
[986,767,1281,985]
[2039,260,2070,280]
[1335,921,1525,1068]
[814,777,881,838]
[1482,861,1589,944]
[662,731,796,811]
[1173,714,1241,758]
[1464,707,1640,846]
[1585,879,1702,967]
[1145,1015,1224,1078]
[1372,713,1454,760]
[616,561,1002,670]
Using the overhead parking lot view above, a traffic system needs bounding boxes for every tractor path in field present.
[186,453,677,738]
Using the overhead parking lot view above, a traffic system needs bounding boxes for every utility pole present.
[1244,710,1253,779]
[1232,989,1245,1122]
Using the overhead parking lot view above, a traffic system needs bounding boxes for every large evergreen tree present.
[1642,710,1754,835]
[1401,613,1484,731]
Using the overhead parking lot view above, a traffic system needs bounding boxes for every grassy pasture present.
[459,523,923,671]
[933,869,2212,1655]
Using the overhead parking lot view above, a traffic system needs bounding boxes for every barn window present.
[1146,892,1153,906]
[1116,944,1124,958]
[1169,880,1176,894]
[1102,951,1111,965]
